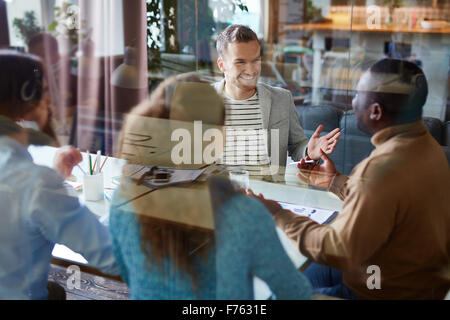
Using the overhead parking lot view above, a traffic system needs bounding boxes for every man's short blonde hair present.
[216,24,260,58]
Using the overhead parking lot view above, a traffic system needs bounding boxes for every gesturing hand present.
[53,146,83,179]
[307,125,341,160]
[297,149,337,189]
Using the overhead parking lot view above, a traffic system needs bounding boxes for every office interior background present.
[0,0,449,301]
[1,0,448,175]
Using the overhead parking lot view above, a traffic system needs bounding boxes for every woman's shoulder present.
[219,195,276,232]
[109,188,140,235]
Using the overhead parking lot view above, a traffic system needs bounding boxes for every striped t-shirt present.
[221,92,271,175]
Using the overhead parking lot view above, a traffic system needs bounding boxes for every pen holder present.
[83,172,104,201]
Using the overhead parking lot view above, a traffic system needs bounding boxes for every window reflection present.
[3,0,448,176]
[1,0,449,301]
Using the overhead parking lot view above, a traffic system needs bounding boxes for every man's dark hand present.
[247,189,282,216]
[297,148,337,189]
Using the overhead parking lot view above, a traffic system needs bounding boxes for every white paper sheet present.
[278,201,338,224]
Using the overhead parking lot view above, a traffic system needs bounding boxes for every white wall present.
[80,0,124,57]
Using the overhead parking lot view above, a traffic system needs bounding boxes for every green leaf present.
[48,21,58,32]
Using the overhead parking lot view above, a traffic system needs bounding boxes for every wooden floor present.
[48,264,130,300]
[48,264,344,301]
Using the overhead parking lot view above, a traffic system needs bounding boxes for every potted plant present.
[12,11,43,46]
[146,0,248,74]
[48,1,90,55]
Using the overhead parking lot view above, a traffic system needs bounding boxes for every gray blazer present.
[213,79,308,171]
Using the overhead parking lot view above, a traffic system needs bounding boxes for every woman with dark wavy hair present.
[109,73,312,299]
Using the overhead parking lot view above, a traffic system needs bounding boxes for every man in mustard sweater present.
[251,58,450,299]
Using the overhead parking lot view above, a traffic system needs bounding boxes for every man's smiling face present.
[218,40,261,94]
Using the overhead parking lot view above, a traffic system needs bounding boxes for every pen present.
[92,157,98,173]
[99,156,109,173]
[77,164,87,175]
[88,150,92,175]
[94,150,101,174]
[289,159,316,166]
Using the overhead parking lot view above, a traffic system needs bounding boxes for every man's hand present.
[307,125,341,160]
[53,146,82,179]
[247,189,282,216]
[297,149,337,189]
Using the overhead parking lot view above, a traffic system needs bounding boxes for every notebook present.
[277,201,338,225]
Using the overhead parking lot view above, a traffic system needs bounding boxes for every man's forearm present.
[328,172,349,201]
[273,209,323,261]
[273,209,350,269]
[291,139,309,161]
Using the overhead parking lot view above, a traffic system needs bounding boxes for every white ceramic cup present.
[228,169,249,191]
[83,172,104,201]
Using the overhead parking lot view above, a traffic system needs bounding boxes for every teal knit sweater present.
[109,191,312,300]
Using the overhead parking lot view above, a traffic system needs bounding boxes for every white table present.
[28,145,126,263]
[246,173,342,299]
[28,145,342,299]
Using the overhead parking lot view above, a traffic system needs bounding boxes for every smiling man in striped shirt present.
[213,25,341,177]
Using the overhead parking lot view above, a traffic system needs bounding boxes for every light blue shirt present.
[0,136,119,299]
